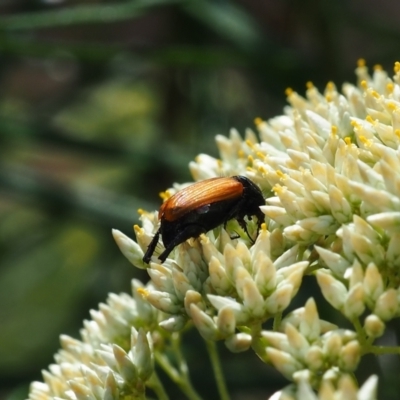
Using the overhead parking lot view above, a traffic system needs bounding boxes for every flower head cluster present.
[29,280,159,400]
[29,60,400,400]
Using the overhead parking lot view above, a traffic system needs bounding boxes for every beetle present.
[142,175,265,263]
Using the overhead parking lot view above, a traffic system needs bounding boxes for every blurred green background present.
[1,1,400,399]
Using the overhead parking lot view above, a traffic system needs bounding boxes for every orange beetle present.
[143,176,265,263]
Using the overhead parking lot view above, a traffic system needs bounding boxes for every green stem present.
[205,340,230,400]
[352,317,367,346]
[273,313,282,331]
[364,346,400,355]
[172,333,203,400]
[155,333,202,400]
[146,371,170,400]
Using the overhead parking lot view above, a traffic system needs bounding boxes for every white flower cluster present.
[29,280,159,400]
[116,225,309,348]
[259,299,359,385]
[271,374,378,400]
[30,60,400,399]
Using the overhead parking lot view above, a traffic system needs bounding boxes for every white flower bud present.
[217,306,236,337]
[305,345,324,371]
[253,251,276,296]
[68,380,96,400]
[112,344,138,384]
[364,314,385,338]
[296,376,318,400]
[236,241,252,271]
[374,288,399,321]
[209,256,232,295]
[104,371,118,400]
[386,232,400,268]
[336,374,358,399]
[224,243,241,281]
[316,270,347,310]
[297,215,337,235]
[265,284,294,314]
[343,283,365,319]
[266,348,303,380]
[285,323,309,361]
[274,245,299,270]
[347,259,364,288]
[184,290,204,317]
[146,290,181,314]
[329,184,353,223]
[261,331,290,353]
[284,224,318,242]
[200,232,223,263]
[350,231,384,266]
[224,333,252,353]
[190,304,219,341]
[132,329,153,381]
[147,265,174,293]
[261,205,294,226]
[358,375,378,400]
[322,332,342,363]
[315,245,350,276]
[251,223,272,258]
[339,340,361,371]
[159,315,187,332]
[171,268,193,301]
[300,298,320,342]
[112,229,147,269]
[278,262,307,295]
[363,263,384,303]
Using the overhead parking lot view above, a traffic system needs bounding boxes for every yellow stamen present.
[137,288,149,298]
[246,139,254,149]
[386,83,394,93]
[285,87,293,96]
[357,58,366,67]
[137,208,145,215]
[261,223,267,232]
[373,64,382,71]
[256,151,266,160]
[159,190,170,201]
[371,90,380,99]
[254,117,263,126]
[395,129,400,138]
[248,155,254,164]
[258,166,267,175]
[306,81,314,89]
[359,136,371,147]
[272,184,284,195]
[326,81,335,91]
[365,115,374,124]
[344,137,352,145]
[394,62,400,74]
[238,149,245,158]
[134,225,144,234]
[331,125,338,135]
[387,102,397,112]
[276,170,286,179]
[360,80,368,90]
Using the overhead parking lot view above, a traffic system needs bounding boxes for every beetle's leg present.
[158,224,207,262]
[237,217,255,243]
[143,228,161,263]
[222,221,240,240]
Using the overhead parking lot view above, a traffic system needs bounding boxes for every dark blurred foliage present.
[1,1,400,399]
